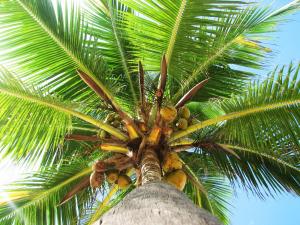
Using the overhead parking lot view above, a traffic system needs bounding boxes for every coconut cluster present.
[162,152,187,191]
[99,113,123,139]
[158,105,196,190]
[90,165,132,189]
[106,169,132,189]
[160,105,198,135]
[91,106,196,191]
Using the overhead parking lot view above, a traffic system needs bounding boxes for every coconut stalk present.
[170,140,240,159]
[93,154,134,173]
[156,54,167,109]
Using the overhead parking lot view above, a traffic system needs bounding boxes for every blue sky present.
[230,1,300,225]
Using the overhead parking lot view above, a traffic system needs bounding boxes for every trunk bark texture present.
[141,147,161,184]
[94,182,221,225]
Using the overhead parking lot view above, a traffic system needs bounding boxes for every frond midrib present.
[87,184,118,225]
[1,167,92,221]
[169,98,300,142]
[16,0,116,106]
[166,0,187,64]
[106,3,137,104]
[172,37,237,102]
[0,86,128,141]
[219,144,300,172]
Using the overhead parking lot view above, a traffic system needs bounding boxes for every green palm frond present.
[181,155,232,224]
[0,66,71,164]
[85,185,118,225]
[214,64,300,153]
[82,184,135,225]
[122,0,244,71]
[0,162,94,225]
[0,0,129,109]
[204,144,300,197]
[172,0,300,101]
[0,66,127,164]
[170,63,300,142]
[122,0,300,101]
[184,142,300,198]
[84,0,138,106]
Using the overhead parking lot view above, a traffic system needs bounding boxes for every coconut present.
[179,106,190,119]
[164,169,187,191]
[176,118,188,130]
[112,120,121,127]
[160,106,177,123]
[162,126,173,137]
[92,161,105,172]
[106,170,119,184]
[117,175,132,189]
[162,152,182,173]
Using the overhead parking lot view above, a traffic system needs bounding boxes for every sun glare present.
[0,158,24,186]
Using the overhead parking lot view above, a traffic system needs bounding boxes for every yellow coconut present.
[162,152,182,173]
[106,170,119,184]
[176,118,188,130]
[165,169,187,191]
[117,175,132,189]
[160,106,177,123]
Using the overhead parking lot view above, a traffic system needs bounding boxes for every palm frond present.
[85,184,118,225]
[170,63,300,142]
[84,0,138,106]
[172,0,300,102]
[181,154,232,224]
[189,143,300,198]
[122,0,300,102]
[0,66,71,164]
[0,161,94,225]
[0,0,131,110]
[80,185,135,225]
[0,66,128,164]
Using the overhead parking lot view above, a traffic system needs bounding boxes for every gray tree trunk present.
[94,182,221,225]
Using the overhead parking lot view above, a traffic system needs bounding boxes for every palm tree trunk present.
[140,147,161,184]
[93,148,221,225]
[94,182,221,225]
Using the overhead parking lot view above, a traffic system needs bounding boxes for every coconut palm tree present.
[0,0,300,224]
